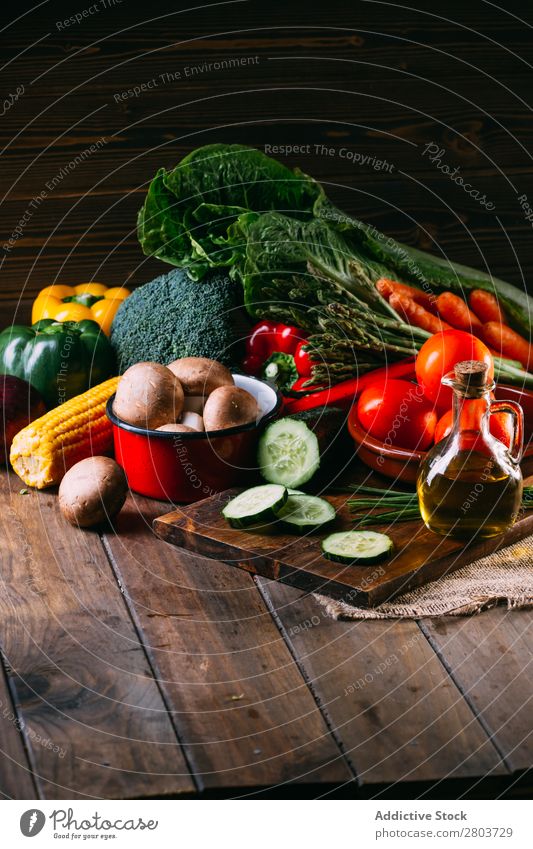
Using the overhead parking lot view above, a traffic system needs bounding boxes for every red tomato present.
[357,379,437,451]
[415,330,494,412]
[294,341,313,377]
[434,401,512,448]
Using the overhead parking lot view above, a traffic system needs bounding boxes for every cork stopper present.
[454,360,489,389]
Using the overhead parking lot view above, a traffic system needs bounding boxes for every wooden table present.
[0,470,531,799]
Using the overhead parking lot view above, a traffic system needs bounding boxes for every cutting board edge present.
[153,496,533,608]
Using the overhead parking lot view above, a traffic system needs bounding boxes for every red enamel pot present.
[106,374,281,503]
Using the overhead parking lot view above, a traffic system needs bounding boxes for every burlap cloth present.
[314,535,533,619]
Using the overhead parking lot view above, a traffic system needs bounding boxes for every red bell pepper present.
[293,340,313,377]
[243,320,306,378]
[283,358,417,413]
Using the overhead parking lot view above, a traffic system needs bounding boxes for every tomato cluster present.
[356,329,511,452]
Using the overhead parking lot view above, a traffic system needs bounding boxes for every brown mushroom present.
[167,357,234,396]
[113,362,184,429]
[59,456,128,528]
[203,386,259,431]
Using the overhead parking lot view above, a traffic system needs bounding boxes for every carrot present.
[483,321,533,371]
[389,292,452,334]
[469,289,506,324]
[436,291,484,337]
[376,277,437,313]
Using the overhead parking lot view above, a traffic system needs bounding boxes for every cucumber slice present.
[275,494,336,532]
[222,484,287,528]
[322,531,393,565]
[258,419,320,488]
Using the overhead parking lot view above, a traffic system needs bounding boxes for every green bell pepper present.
[0,319,115,408]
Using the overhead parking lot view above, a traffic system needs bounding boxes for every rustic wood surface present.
[153,485,533,607]
[0,0,532,799]
[104,494,351,790]
[259,579,507,785]
[0,468,531,798]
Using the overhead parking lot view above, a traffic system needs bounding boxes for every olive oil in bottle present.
[417,360,524,540]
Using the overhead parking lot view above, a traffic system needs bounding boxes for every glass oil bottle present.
[417,360,524,540]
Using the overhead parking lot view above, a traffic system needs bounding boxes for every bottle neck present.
[452,388,491,438]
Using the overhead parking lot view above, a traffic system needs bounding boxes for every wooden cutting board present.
[153,482,533,607]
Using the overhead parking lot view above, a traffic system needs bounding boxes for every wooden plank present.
[0,662,37,799]
[421,606,533,773]
[259,579,507,785]
[154,488,533,607]
[0,474,195,799]
[103,494,353,789]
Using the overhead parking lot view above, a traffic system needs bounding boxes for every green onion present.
[344,484,533,527]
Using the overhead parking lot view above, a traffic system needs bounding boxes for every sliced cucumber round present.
[222,484,287,528]
[275,494,336,533]
[322,531,393,565]
[258,418,319,488]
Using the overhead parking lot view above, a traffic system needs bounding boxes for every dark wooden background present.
[1,0,533,327]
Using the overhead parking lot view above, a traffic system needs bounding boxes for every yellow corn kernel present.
[10,377,119,489]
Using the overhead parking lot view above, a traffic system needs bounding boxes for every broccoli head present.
[110,268,244,372]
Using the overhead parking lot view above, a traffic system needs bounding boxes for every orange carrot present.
[483,321,533,371]
[436,291,484,337]
[469,289,506,324]
[389,292,452,334]
[376,277,437,313]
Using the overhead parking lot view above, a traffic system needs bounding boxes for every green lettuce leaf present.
[137,143,319,279]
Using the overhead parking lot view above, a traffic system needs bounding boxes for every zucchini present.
[222,484,287,528]
[275,493,336,532]
[258,418,320,488]
[322,530,393,565]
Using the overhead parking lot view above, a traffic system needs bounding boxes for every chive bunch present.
[345,484,533,527]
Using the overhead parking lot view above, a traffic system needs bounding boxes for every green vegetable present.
[137,144,317,279]
[139,144,532,334]
[0,319,114,408]
[344,484,533,526]
[322,530,394,564]
[288,407,352,486]
[262,352,298,392]
[138,143,533,384]
[222,484,288,528]
[258,418,320,488]
[110,268,243,372]
[258,409,351,491]
[275,493,336,532]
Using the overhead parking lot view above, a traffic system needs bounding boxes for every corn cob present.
[10,377,119,489]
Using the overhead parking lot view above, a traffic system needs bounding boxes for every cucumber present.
[222,484,287,528]
[288,407,347,452]
[258,418,320,488]
[322,530,393,565]
[275,494,336,532]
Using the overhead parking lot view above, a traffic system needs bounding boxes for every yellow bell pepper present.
[32,283,130,336]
